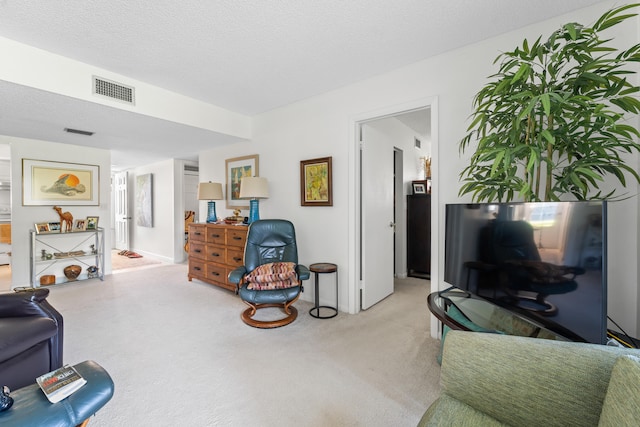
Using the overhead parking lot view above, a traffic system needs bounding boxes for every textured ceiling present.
[0,0,604,168]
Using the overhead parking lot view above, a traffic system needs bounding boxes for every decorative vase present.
[63,265,82,281]
[206,201,217,223]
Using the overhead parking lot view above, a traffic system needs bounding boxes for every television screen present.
[444,201,607,344]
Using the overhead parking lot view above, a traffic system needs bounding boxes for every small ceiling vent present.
[184,165,199,172]
[93,76,135,105]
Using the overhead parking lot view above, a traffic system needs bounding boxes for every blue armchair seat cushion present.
[239,285,301,305]
[0,317,58,361]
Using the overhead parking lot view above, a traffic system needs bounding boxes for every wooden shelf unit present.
[188,223,248,292]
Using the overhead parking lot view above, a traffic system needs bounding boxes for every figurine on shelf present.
[53,206,73,233]
[87,265,99,279]
[90,244,97,254]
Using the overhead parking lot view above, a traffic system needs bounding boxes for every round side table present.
[309,263,338,319]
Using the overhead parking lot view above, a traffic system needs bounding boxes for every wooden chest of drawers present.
[188,223,248,292]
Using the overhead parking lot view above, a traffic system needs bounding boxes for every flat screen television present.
[444,201,607,344]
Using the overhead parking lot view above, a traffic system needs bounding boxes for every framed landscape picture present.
[300,156,332,206]
[22,159,100,206]
[226,154,259,210]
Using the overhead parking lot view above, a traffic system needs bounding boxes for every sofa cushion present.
[0,317,58,361]
[417,394,507,427]
[599,354,640,426]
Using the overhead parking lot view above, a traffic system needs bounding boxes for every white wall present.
[199,1,640,336]
[3,135,112,287]
[128,159,180,263]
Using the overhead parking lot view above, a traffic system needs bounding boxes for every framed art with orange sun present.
[22,159,100,206]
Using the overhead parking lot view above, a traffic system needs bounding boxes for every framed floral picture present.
[226,155,259,210]
[22,159,100,206]
[300,156,333,206]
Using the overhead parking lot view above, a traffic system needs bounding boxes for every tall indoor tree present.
[459,3,640,202]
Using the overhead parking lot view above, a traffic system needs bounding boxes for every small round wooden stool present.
[309,263,338,319]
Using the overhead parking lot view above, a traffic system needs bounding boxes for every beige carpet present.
[110,249,163,271]
[45,266,442,426]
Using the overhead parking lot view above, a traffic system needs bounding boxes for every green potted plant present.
[459,3,640,202]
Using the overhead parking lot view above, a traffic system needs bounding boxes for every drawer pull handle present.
[212,272,220,276]
[194,232,202,236]
[233,257,242,262]
[194,249,202,253]
[233,236,242,240]
[211,234,221,238]
[211,253,220,257]
[194,267,201,271]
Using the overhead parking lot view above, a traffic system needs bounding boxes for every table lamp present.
[239,177,269,224]
[197,182,223,223]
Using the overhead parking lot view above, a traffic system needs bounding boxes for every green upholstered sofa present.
[419,331,640,427]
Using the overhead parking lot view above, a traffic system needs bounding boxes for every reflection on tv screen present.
[444,201,606,344]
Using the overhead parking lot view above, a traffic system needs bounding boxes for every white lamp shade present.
[197,182,223,200]
[239,177,269,199]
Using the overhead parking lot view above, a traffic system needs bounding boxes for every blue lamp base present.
[206,201,218,223]
[248,199,260,224]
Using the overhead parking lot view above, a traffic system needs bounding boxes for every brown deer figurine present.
[53,206,73,233]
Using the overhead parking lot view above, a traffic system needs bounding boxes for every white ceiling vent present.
[92,76,135,105]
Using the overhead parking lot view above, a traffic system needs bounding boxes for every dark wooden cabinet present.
[407,194,431,278]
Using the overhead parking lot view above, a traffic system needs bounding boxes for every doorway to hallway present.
[357,105,433,310]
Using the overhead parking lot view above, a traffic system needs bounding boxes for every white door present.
[361,123,395,309]
[114,171,130,250]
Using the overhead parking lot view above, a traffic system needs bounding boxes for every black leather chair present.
[229,219,310,328]
[0,288,63,390]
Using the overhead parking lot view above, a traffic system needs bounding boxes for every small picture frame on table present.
[73,219,87,231]
[86,216,99,230]
[412,180,428,195]
[35,223,50,234]
[48,222,61,232]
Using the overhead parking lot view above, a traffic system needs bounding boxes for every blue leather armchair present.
[229,219,310,328]
[0,289,63,390]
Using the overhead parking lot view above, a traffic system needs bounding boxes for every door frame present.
[348,96,439,322]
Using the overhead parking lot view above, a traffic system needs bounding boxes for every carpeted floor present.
[110,249,163,272]
[46,266,442,426]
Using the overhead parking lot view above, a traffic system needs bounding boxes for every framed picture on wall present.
[226,154,259,210]
[136,174,153,227]
[22,159,100,206]
[300,156,333,206]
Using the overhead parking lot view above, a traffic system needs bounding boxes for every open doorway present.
[358,106,432,310]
